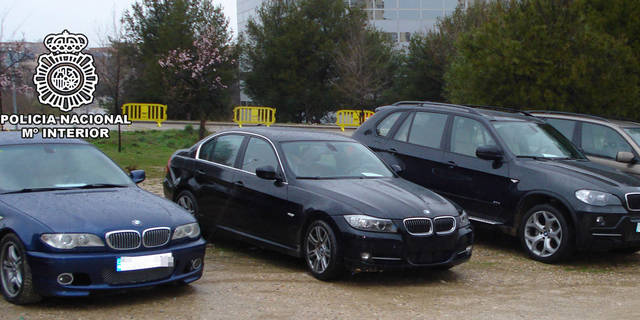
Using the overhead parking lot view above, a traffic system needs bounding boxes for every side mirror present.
[391,164,404,174]
[130,169,146,184]
[476,145,503,161]
[256,165,278,180]
[616,151,636,164]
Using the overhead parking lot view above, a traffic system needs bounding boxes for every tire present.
[176,190,211,238]
[0,233,41,304]
[304,220,343,281]
[519,204,573,263]
[614,247,640,254]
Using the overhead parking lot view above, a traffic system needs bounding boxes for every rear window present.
[407,112,448,149]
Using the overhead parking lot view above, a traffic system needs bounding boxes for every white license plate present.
[116,253,174,272]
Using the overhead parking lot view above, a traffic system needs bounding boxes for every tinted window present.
[376,112,402,137]
[623,127,640,146]
[241,138,278,173]
[200,134,244,166]
[393,113,413,142]
[451,117,496,157]
[408,112,448,148]
[544,118,577,140]
[581,123,633,159]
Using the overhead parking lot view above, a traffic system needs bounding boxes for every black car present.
[163,128,472,279]
[353,101,640,263]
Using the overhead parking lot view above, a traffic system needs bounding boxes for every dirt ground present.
[4,179,640,319]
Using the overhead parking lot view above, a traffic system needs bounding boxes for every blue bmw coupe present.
[0,132,206,304]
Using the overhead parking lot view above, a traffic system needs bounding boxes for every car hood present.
[521,159,640,189]
[0,187,195,233]
[296,177,458,219]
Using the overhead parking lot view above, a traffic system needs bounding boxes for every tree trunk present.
[199,117,206,139]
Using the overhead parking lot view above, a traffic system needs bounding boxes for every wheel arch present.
[514,191,577,236]
[297,211,340,257]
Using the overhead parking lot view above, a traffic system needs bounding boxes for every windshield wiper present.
[74,183,129,189]
[516,155,549,160]
[1,187,74,194]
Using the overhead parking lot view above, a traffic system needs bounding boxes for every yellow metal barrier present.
[122,103,168,127]
[233,106,276,127]
[336,109,374,131]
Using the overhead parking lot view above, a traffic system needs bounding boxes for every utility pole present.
[10,72,18,130]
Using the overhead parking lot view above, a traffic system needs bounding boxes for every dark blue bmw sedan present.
[0,132,205,304]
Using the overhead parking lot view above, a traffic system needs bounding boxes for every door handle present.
[388,148,398,154]
[195,169,206,176]
[447,161,457,169]
[234,181,244,186]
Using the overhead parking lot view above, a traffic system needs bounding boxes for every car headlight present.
[41,233,104,249]
[459,210,470,227]
[172,223,201,240]
[575,190,621,206]
[344,215,398,233]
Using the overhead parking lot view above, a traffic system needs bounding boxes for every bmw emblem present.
[131,219,142,226]
[423,209,430,215]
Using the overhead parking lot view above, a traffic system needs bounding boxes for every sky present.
[1,0,238,47]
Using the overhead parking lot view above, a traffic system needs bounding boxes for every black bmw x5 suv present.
[354,101,640,262]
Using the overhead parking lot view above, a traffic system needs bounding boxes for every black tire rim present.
[305,225,332,274]
[1,242,23,298]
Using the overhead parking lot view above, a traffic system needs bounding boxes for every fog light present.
[360,252,371,261]
[596,216,606,226]
[57,273,74,285]
[190,258,202,271]
[465,245,473,254]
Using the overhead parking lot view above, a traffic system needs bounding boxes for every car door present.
[442,116,511,219]
[194,134,245,229]
[233,136,293,246]
[362,111,406,160]
[388,111,451,194]
[578,122,638,174]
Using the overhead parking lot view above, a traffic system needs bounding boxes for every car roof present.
[217,126,355,143]
[377,102,541,123]
[530,111,640,128]
[0,131,88,146]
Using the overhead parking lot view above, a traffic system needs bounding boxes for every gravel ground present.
[4,179,640,319]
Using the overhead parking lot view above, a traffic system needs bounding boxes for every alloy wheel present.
[524,210,563,258]
[1,243,23,298]
[306,225,332,274]
[177,195,195,214]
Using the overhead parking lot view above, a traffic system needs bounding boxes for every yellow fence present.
[122,103,168,127]
[233,106,276,127]
[336,110,374,131]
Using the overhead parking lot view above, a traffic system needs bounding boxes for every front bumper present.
[579,209,640,250]
[27,238,206,297]
[332,217,473,271]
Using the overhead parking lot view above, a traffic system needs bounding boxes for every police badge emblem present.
[32,30,98,112]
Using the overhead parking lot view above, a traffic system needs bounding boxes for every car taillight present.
[165,157,171,174]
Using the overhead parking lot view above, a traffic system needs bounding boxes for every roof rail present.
[391,100,481,114]
[466,105,533,117]
[526,110,610,122]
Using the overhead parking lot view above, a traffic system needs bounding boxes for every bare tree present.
[0,10,32,120]
[332,26,396,109]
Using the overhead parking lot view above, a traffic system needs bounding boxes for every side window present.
[376,112,402,137]
[545,118,577,140]
[241,138,279,174]
[450,117,496,157]
[581,122,633,159]
[393,113,413,142]
[199,134,244,166]
[408,112,448,149]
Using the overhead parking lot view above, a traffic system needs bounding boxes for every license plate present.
[636,222,640,233]
[116,253,174,272]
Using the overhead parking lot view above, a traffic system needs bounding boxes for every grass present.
[90,126,205,180]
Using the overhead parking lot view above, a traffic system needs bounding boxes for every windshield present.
[624,127,640,146]
[281,141,393,179]
[492,121,584,159]
[0,144,133,193]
